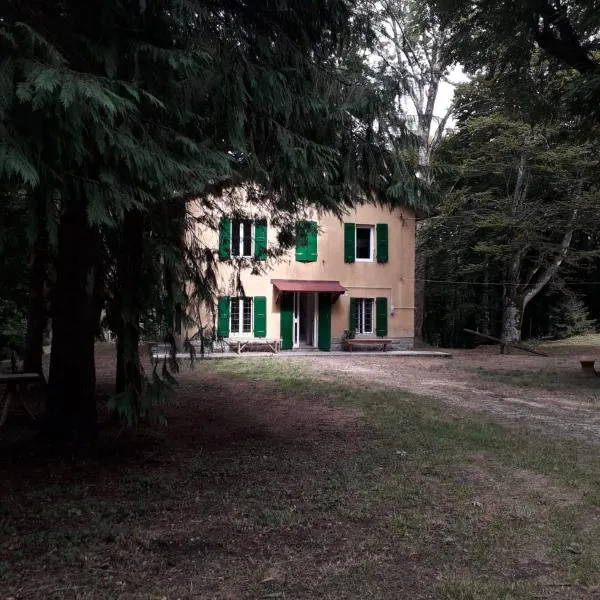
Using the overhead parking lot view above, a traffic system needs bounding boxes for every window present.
[354,298,374,334]
[230,297,253,335]
[219,219,268,260]
[356,225,374,261]
[344,223,388,263]
[231,219,253,257]
[217,295,266,338]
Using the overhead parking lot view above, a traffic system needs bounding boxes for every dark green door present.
[280,292,294,350]
[318,293,332,351]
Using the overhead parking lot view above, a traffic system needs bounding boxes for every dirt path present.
[294,347,600,443]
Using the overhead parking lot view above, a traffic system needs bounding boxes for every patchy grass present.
[537,333,600,348]
[467,365,600,396]
[2,355,600,598]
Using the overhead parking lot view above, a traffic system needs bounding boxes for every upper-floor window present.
[232,219,253,257]
[355,225,374,261]
[344,222,388,263]
[219,218,268,260]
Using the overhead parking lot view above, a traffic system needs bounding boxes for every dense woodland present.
[0,0,599,443]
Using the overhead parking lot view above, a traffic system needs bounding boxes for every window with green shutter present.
[254,220,268,260]
[217,296,230,337]
[253,296,267,337]
[295,220,317,262]
[344,223,356,262]
[219,218,231,260]
[376,223,388,263]
[375,297,388,337]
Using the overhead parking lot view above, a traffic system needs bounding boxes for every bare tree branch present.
[523,209,578,308]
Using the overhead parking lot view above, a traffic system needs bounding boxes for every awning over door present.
[271,279,345,301]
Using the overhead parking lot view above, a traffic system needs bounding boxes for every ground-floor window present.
[354,298,374,334]
[230,297,253,335]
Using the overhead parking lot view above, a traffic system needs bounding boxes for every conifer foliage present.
[1,1,417,443]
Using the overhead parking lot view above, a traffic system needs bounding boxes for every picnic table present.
[0,372,43,427]
[225,338,281,354]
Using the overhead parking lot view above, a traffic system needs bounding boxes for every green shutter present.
[376,223,388,263]
[280,292,294,350]
[295,221,307,261]
[348,297,357,337]
[253,296,267,337]
[219,218,231,260]
[318,293,332,350]
[375,297,388,337]
[306,221,317,262]
[344,223,355,263]
[217,296,230,337]
[255,220,268,260]
[295,220,317,262]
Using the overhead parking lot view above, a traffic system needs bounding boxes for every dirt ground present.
[2,343,600,598]
[297,345,600,444]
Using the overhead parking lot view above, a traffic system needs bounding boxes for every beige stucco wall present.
[189,202,415,345]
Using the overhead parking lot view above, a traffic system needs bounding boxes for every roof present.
[271,279,346,294]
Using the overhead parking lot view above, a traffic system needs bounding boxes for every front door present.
[280,291,323,350]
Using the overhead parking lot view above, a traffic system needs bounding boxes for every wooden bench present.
[0,372,43,427]
[344,338,393,352]
[226,339,281,354]
[580,358,598,377]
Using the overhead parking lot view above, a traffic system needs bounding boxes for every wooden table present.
[0,372,43,426]
[226,339,281,354]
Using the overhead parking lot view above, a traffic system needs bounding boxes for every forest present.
[1,0,599,440]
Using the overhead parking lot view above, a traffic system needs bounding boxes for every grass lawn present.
[2,356,600,599]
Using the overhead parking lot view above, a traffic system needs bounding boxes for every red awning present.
[271,279,346,294]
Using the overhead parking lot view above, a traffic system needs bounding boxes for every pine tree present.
[1,1,422,443]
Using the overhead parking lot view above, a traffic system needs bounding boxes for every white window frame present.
[231,219,254,258]
[355,225,374,262]
[355,298,374,335]
[230,297,253,337]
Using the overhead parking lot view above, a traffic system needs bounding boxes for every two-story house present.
[194,201,415,351]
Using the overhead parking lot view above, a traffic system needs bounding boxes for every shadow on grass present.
[1,358,600,599]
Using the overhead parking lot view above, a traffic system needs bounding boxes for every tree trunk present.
[414,223,426,343]
[44,186,97,445]
[115,331,125,395]
[501,287,523,349]
[481,269,490,337]
[23,189,49,376]
[113,210,144,421]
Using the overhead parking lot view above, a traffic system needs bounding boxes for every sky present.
[433,66,469,128]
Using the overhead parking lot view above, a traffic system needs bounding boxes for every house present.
[191,200,416,351]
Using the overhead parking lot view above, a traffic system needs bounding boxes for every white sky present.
[433,65,469,127]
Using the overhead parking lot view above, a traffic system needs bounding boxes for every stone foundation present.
[331,337,414,352]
